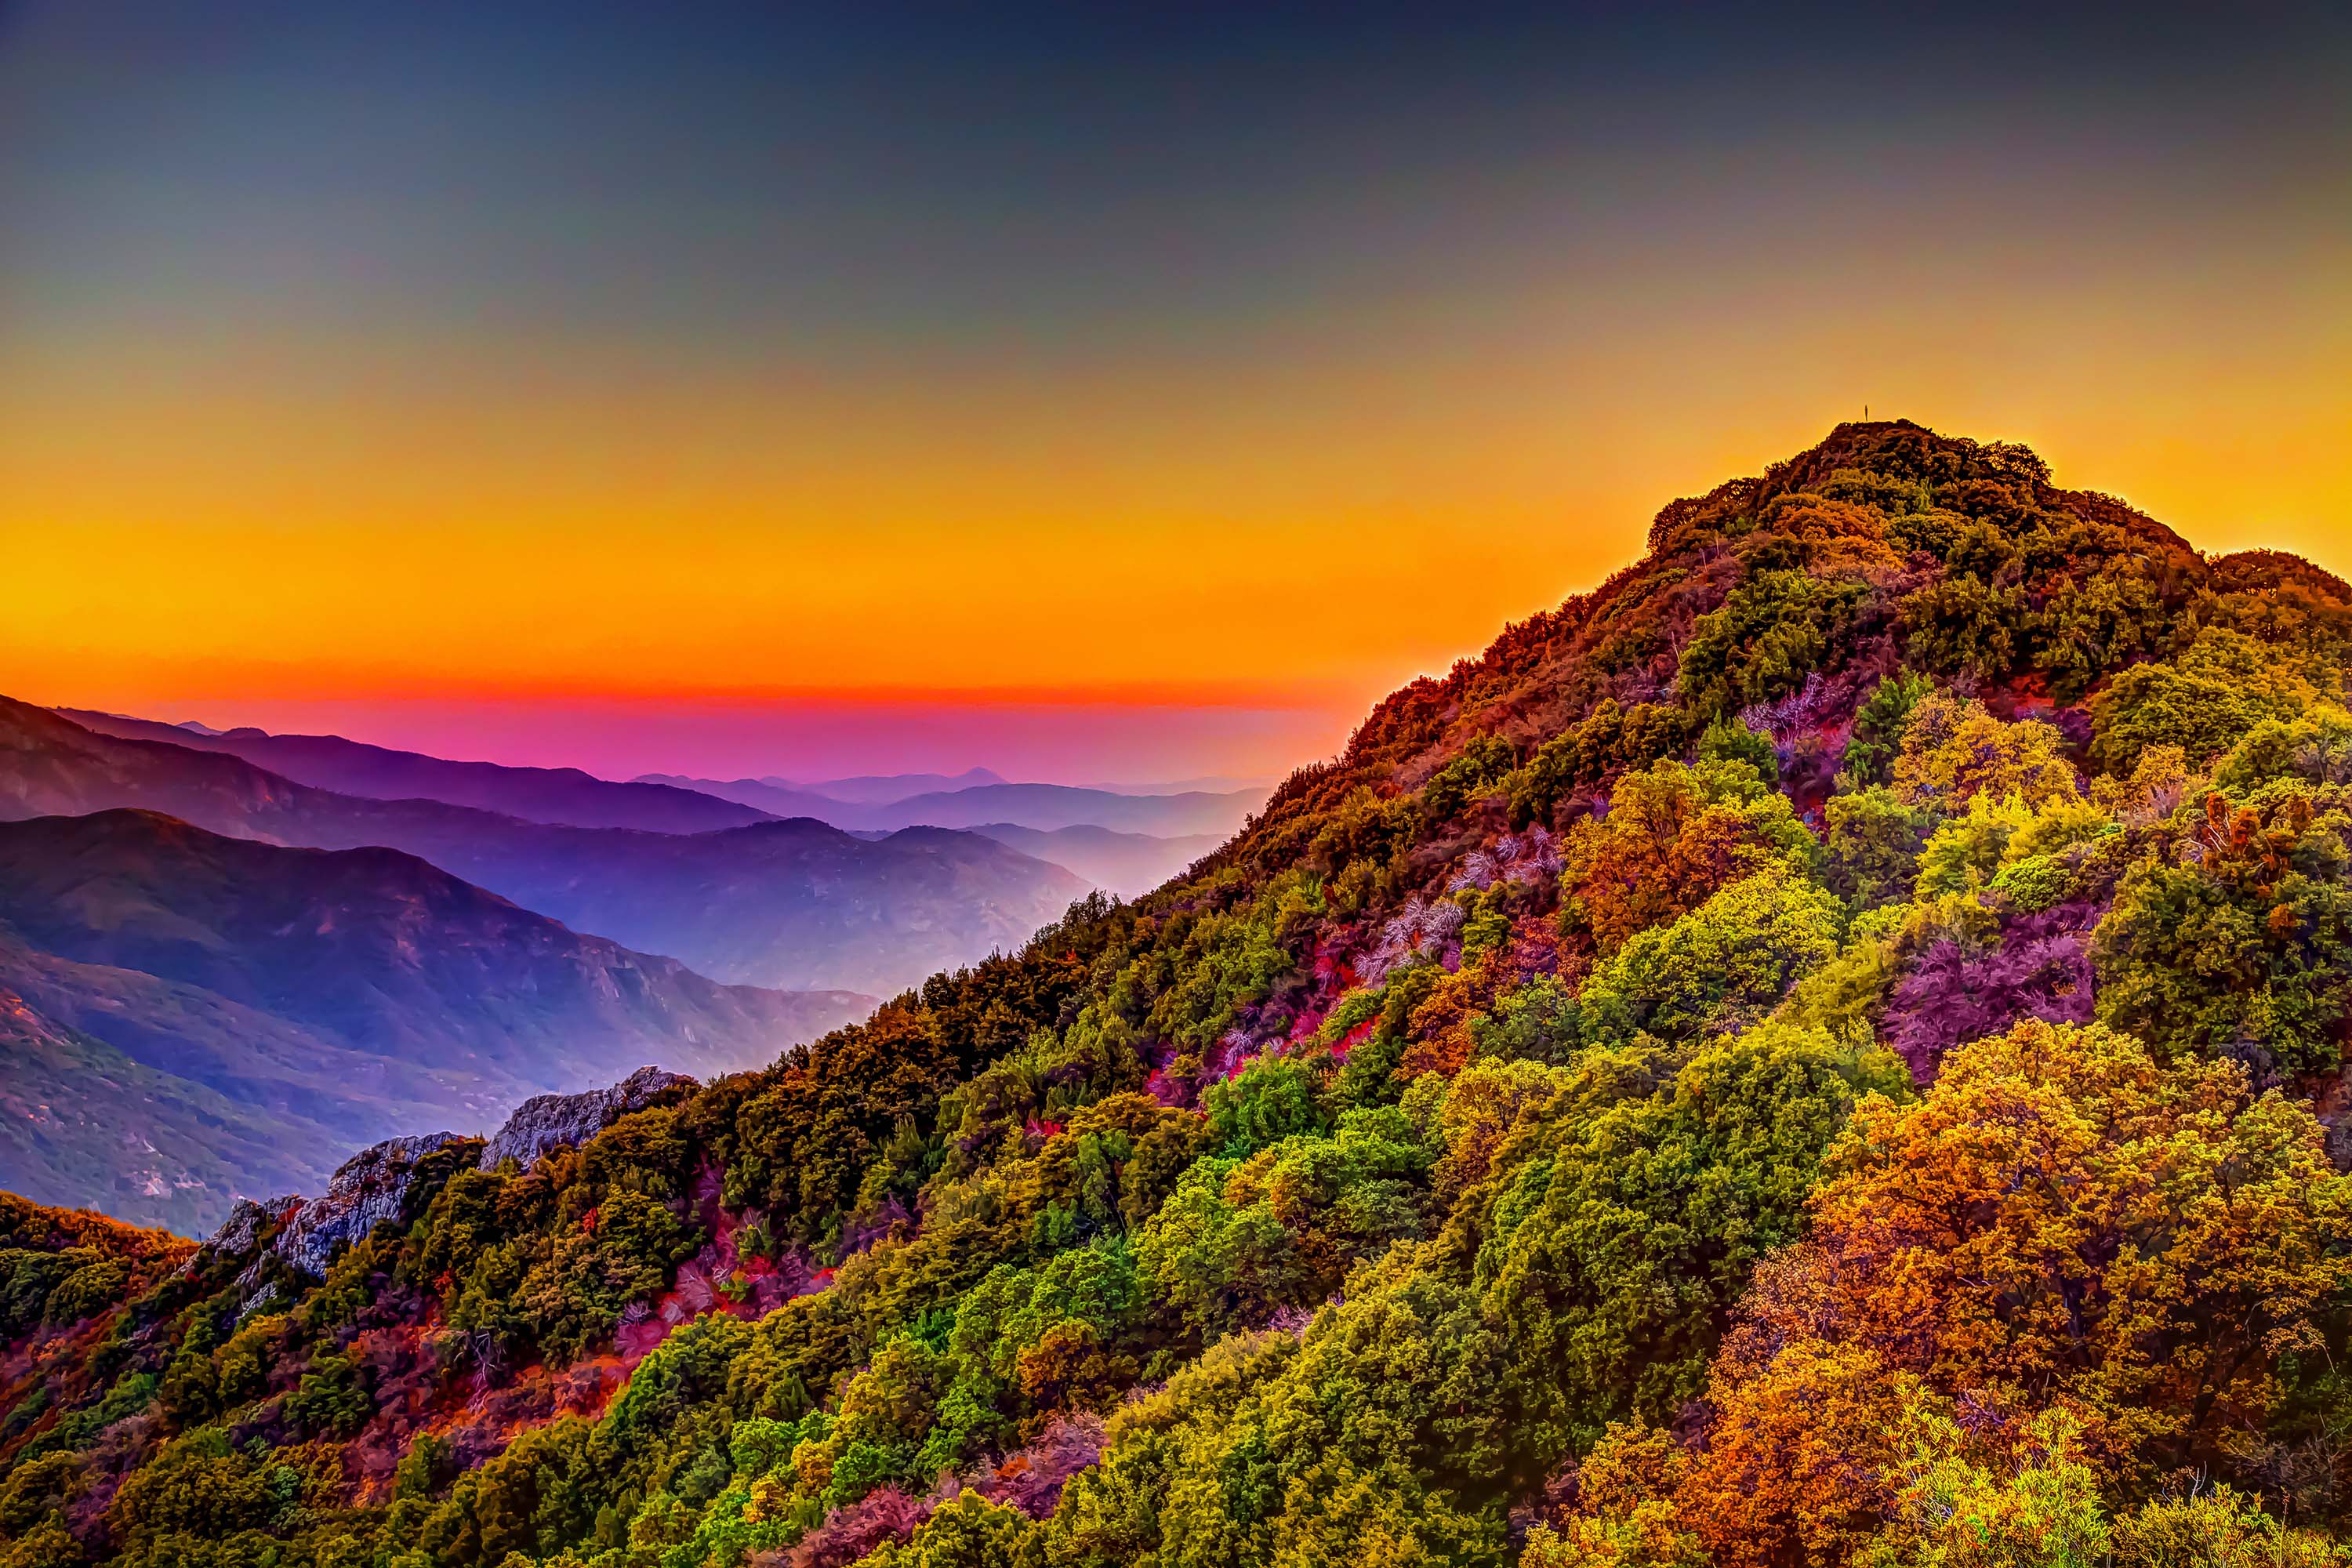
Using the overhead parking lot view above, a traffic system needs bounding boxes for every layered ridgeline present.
[635,774,1266,838]
[0,704,1089,997]
[51,720,1263,853]
[9,422,2352,1567]
[0,810,871,1234]
[53,712,775,835]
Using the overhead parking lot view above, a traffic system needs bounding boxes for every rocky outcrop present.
[273,1132,462,1279]
[201,1192,301,1258]
[185,1195,302,1298]
[192,1069,690,1287]
[477,1065,694,1173]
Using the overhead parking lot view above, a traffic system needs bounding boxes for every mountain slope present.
[439,819,1095,996]
[57,709,772,833]
[14,423,2352,1565]
[0,979,339,1236]
[0,705,1091,995]
[0,810,871,1229]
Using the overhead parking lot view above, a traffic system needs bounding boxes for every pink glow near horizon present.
[131,694,1359,788]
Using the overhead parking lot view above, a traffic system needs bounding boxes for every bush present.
[1578,870,1845,1044]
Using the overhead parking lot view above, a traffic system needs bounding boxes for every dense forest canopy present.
[9,420,2352,1567]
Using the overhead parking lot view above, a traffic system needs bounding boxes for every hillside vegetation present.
[8,422,2352,1567]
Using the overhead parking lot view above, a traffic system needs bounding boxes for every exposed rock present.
[234,1280,281,1323]
[191,1194,301,1305]
[200,1193,301,1261]
[477,1065,695,1173]
[197,1069,690,1290]
[273,1132,462,1279]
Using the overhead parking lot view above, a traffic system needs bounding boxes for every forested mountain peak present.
[9,420,2352,1568]
[1271,419,2230,803]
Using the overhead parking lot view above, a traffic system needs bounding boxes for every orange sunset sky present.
[4,5,2347,782]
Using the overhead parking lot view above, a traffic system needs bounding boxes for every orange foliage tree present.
[1564,1018,2352,1568]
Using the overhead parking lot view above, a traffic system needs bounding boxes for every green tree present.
[2093,790,2352,1073]
[1578,870,1844,1044]
[1892,691,2078,811]
[1679,571,1867,716]
[1470,1025,1907,1470]
[2092,627,2317,772]
[1824,787,1933,909]
[1839,672,1933,789]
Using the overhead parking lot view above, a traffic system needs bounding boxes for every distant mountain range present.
[761,766,1007,804]
[61,708,773,833]
[643,772,1265,836]
[1080,774,1273,796]
[626,773,899,822]
[646,766,1269,804]
[0,700,1230,1230]
[0,809,870,1232]
[967,822,1223,898]
[64,713,1272,840]
[58,706,1263,847]
[1,699,1089,995]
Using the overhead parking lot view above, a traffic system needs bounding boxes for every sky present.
[3,2,2348,783]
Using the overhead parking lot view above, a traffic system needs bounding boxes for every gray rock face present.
[190,1069,691,1287]
[477,1065,694,1174]
[272,1132,462,1279]
[201,1193,302,1260]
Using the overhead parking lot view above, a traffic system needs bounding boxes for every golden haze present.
[7,306,2348,728]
